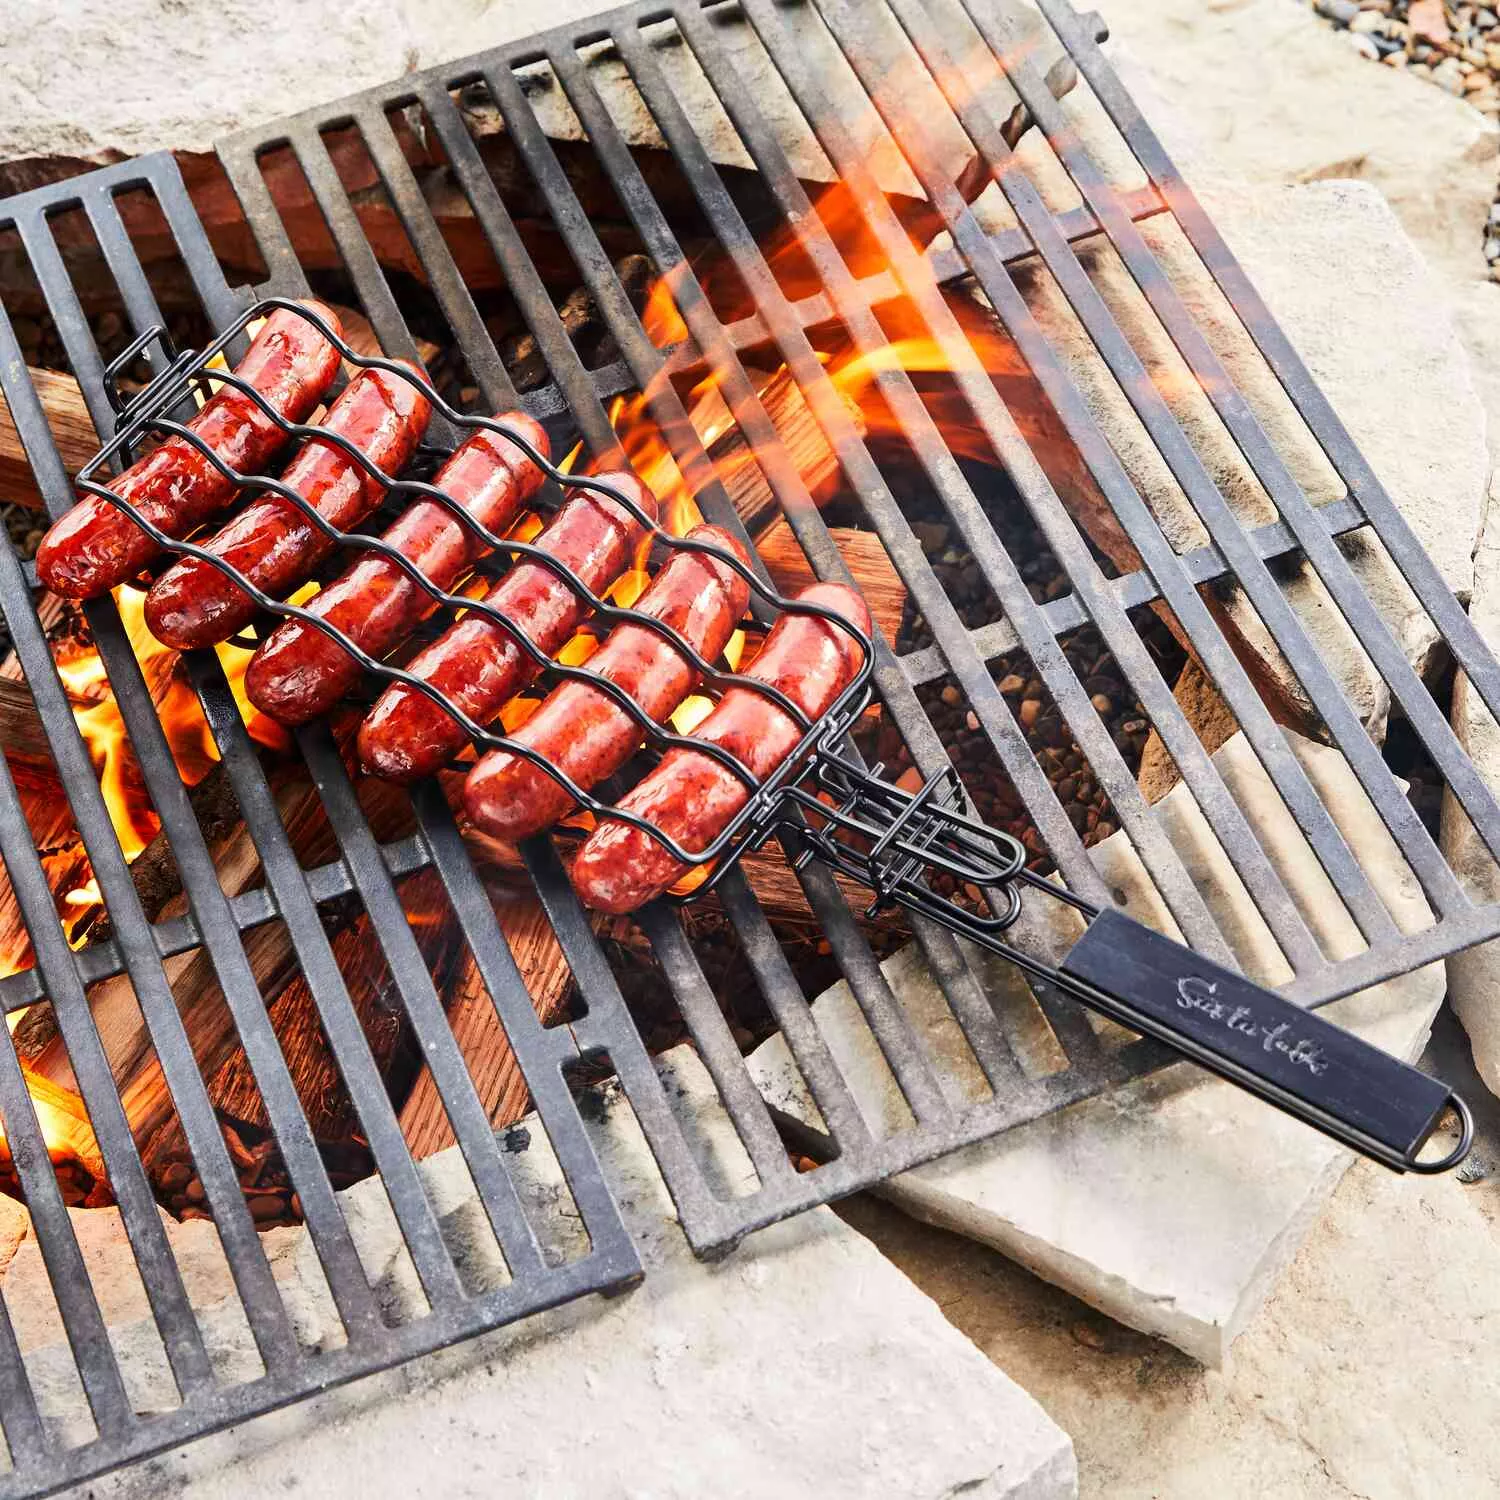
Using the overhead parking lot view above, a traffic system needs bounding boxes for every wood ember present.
[499,254,653,392]
[399,892,574,1159]
[695,365,862,537]
[0,365,97,510]
[0,1066,109,1212]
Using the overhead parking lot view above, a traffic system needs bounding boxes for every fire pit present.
[0,0,1492,1492]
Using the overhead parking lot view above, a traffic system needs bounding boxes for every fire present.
[52,587,285,924]
[16,1065,104,1178]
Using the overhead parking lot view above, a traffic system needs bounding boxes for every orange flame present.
[53,588,285,925]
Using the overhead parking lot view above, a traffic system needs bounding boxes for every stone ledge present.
[749,731,1446,1367]
[47,1047,1075,1500]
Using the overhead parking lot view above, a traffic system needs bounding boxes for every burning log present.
[399,894,574,1159]
[0,365,96,509]
[756,520,907,647]
[692,364,860,537]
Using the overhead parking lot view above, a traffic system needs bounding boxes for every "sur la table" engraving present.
[1174,976,1329,1077]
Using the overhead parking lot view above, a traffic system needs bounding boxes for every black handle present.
[1057,907,1470,1173]
[779,752,1472,1173]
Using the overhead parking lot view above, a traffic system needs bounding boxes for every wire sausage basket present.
[72,297,1473,1177]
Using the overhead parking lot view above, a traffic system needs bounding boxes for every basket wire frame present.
[81,298,881,877]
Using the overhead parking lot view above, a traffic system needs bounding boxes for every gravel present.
[1301,0,1500,273]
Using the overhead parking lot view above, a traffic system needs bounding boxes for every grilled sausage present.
[37,301,343,599]
[143,363,432,649]
[570,582,870,913]
[355,474,654,779]
[222,414,547,710]
[462,524,751,843]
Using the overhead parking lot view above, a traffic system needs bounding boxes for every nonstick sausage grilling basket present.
[76,298,1474,1178]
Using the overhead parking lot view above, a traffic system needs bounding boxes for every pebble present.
[1304,0,1500,252]
[1432,55,1468,90]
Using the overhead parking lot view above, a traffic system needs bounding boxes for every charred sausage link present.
[355,473,654,780]
[570,582,870,914]
[37,300,343,599]
[143,363,432,649]
[226,413,547,714]
[462,524,751,844]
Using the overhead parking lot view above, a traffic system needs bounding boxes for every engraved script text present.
[1174,976,1329,1077]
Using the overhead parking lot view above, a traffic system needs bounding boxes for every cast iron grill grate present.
[0,0,1491,1492]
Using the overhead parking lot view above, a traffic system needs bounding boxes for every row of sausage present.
[35,301,870,912]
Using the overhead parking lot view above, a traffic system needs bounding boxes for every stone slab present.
[843,1156,1500,1498]
[56,1047,1075,1500]
[1091,0,1498,286]
[1444,475,1500,1099]
[0,0,1035,208]
[750,731,1447,1366]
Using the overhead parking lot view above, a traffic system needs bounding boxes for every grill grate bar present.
[849,0,1465,924]
[415,81,622,458]
[0,1284,45,1474]
[0,835,434,1014]
[1040,0,1500,749]
[356,104,518,412]
[635,904,800,1189]
[0,336,302,1390]
[180,655,464,1307]
[809,0,1415,942]
[287,124,425,375]
[547,37,972,1128]
[972,0,1500,877]
[0,870,135,1441]
[896,494,1371,685]
[13,204,385,1346]
[476,56,753,550]
[410,781,639,1264]
[0,1024,137,1447]
[294,728,546,1279]
[712,870,887,1147]
[517,836,750,1251]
